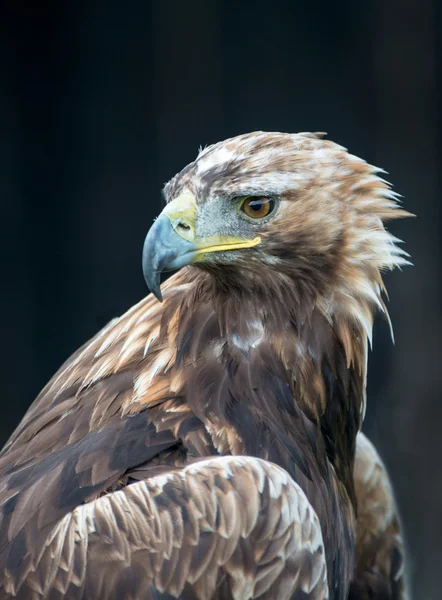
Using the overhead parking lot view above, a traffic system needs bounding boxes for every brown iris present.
[241,196,275,219]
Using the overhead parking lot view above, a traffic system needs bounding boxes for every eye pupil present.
[241,196,275,219]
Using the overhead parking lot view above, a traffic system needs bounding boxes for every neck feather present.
[176,267,369,495]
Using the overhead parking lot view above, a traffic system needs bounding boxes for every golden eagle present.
[0,132,410,599]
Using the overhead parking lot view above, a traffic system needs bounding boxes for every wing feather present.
[0,456,328,599]
[350,432,409,599]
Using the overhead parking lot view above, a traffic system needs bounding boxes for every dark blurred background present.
[1,1,441,597]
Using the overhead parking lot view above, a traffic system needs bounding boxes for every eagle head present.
[143,131,411,326]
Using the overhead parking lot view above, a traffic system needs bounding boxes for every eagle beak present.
[142,193,198,302]
[142,192,261,301]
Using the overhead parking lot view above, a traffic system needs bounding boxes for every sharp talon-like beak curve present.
[142,193,200,302]
[142,213,197,302]
[142,192,261,302]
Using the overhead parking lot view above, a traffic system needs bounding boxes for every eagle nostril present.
[176,221,191,232]
[173,219,194,240]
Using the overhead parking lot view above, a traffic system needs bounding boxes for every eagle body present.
[0,132,410,599]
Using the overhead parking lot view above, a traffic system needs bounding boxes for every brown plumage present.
[350,433,409,599]
[0,132,411,599]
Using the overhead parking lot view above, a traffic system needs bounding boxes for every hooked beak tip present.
[142,254,164,303]
[152,287,163,303]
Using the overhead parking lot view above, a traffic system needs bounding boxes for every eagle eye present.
[240,196,275,219]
